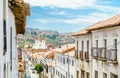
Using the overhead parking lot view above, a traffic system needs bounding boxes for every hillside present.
[17,27,75,48]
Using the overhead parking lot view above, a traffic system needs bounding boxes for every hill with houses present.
[17,27,75,48]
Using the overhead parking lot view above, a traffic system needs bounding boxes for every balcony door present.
[76,71,79,78]
[86,72,90,78]
[103,73,107,78]
[81,70,85,78]
[110,73,118,78]
[95,71,98,78]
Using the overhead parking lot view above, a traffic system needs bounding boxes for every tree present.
[34,64,44,78]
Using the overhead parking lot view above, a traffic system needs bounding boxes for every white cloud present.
[91,4,120,13]
[51,11,67,15]
[31,19,48,23]
[64,12,114,24]
[24,0,120,14]
[55,11,66,15]
[24,0,96,9]
[24,0,120,26]
[31,12,117,25]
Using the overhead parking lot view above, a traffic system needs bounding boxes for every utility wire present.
[107,41,120,49]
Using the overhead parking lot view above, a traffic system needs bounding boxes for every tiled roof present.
[87,13,120,31]
[18,61,24,72]
[72,13,120,36]
[45,51,56,60]
[71,28,89,36]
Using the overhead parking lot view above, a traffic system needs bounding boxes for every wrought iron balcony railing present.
[106,49,118,64]
[84,52,89,62]
[92,47,98,59]
[98,48,107,61]
[80,51,84,60]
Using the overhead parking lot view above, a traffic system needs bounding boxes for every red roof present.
[35,37,39,40]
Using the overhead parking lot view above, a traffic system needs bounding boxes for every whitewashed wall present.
[55,51,76,78]
[91,26,120,78]
[0,0,4,77]
[74,33,92,78]
[0,0,18,78]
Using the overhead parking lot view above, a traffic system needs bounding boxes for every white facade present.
[91,26,120,78]
[33,38,47,49]
[0,0,18,78]
[73,14,120,78]
[55,51,76,78]
[74,33,92,78]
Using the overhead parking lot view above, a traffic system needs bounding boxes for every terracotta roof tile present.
[87,13,120,31]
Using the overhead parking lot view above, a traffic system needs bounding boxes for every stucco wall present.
[0,0,18,78]
[92,26,120,78]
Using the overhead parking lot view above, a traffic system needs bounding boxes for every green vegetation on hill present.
[18,28,75,48]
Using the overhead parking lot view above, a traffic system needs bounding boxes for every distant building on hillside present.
[33,37,47,49]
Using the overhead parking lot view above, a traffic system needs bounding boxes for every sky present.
[24,0,120,33]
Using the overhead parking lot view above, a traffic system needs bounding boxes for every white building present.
[55,44,76,78]
[86,14,120,78]
[33,37,47,49]
[72,14,120,78]
[72,29,92,78]
[0,0,30,78]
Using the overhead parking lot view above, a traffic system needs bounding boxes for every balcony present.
[98,48,107,61]
[106,49,118,64]
[84,52,89,62]
[80,51,84,60]
[92,47,98,59]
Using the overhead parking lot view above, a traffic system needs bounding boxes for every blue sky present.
[24,0,120,33]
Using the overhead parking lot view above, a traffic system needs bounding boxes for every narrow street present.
[24,53,39,78]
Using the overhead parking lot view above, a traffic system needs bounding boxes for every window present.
[61,57,62,63]
[114,39,117,50]
[4,63,6,78]
[53,67,55,74]
[76,41,79,56]
[86,72,90,78]
[72,60,74,66]
[67,58,68,64]
[66,72,68,78]
[71,75,73,78]
[58,72,60,77]
[87,40,89,52]
[76,71,79,78]
[61,74,62,78]
[10,27,12,71]
[104,39,107,53]
[82,41,84,51]
[96,40,98,48]
[7,63,8,77]
[56,70,57,75]
[103,73,107,78]
[63,58,65,64]
[110,73,118,78]
[81,70,85,78]
[58,56,59,62]
[95,71,98,78]
[3,0,7,55]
